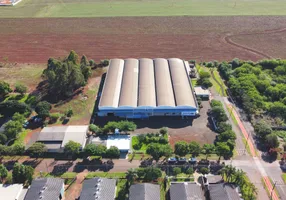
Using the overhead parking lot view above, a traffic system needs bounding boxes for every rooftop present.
[129,183,160,200]
[79,178,116,200]
[107,135,130,151]
[99,58,196,109]
[0,184,24,200]
[37,126,88,149]
[170,182,205,200]
[209,183,240,200]
[194,86,210,96]
[24,178,64,200]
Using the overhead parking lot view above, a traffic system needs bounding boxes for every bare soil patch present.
[0,16,286,63]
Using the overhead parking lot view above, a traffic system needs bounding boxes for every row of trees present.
[210,100,236,159]
[89,121,137,134]
[42,51,93,98]
[83,143,120,158]
[0,163,34,185]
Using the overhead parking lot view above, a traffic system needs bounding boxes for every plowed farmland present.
[1,16,286,63]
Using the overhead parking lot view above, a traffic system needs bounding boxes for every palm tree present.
[248,182,258,199]
[126,168,138,188]
[221,165,236,182]
[234,169,246,186]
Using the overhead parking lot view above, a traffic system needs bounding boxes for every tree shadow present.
[261,152,278,163]
[22,159,43,168]
[51,161,74,176]
[4,160,18,170]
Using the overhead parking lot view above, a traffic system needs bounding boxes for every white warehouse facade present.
[97,58,198,119]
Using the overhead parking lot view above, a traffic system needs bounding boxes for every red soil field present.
[0,16,286,63]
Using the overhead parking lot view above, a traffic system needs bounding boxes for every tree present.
[0,100,31,117]
[201,79,213,89]
[81,66,92,82]
[189,141,201,157]
[221,165,236,182]
[3,120,22,139]
[174,141,189,157]
[89,124,101,134]
[217,130,236,142]
[14,83,27,95]
[126,168,138,187]
[0,81,12,97]
[35,101,51,118]
[27,142,47,157]
[0,164,8,183]
[265,133,279,149]
[254,120,272,140]
[64,141,81,155]
[105,146,120,158]
[12,163,34,184]
[185,167,194,175]
[0,133,7,145]
[199,167,209,175]
[65,107,73,118]
[67,50,79,64]
[159,127,168,135]
[146,143,173,162]
[199,71,211,79]
[216,142,231,160]
[12,113,26,124]
[0,145,8,156]
[216,122,232,133]
[210,100,223,108]
[143,167,162,181]
[211,106,228,122]
[202,144,216,159]
[10,143,25,155]
[173,167,181,176]
[118,121,137,132]
[43,52,86,97]
[84,144,106,157]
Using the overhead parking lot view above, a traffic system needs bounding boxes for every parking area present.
[133,101,217,146]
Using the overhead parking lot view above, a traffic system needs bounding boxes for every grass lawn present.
[212,70,227,97]
[14,129,29,145]
[282,174,286,183]
[227,106,238,125]
[86,172,126,179]
[191,79,197,88]
[1,0,286,18]
[116,179,128,200]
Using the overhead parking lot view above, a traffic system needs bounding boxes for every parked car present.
[178,157,187,164]
[168,157,177,164]
[189,157,197,164]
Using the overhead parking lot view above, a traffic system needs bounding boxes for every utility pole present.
[270,181,277,200]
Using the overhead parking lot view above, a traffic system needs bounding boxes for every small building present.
[194,86,210,99]
[170,182,205,200]
[208,183,241,200]
[36,125,88,152]
[129,183,160,200]
[79,178,116,200]
[107,135,130,152]
[24,178,64,200]
[0,184,27,200]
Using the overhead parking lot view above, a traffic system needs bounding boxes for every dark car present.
[168,157,177,164]
[189,157,197,164]
[178,157,187,164]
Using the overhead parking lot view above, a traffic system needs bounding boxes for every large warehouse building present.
[97,58,198,118]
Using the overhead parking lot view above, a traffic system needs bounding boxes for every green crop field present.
[1,0,286,18]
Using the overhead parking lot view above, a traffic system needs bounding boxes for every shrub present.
[158,137,168,144]
[49,113,61,123]
[186,167,194,175]
[89,124,101,134]
[14,83,27,95]
[100,60,109,67]
[159,127,168,135]
[35,101,51,118]
[173,167,181,176]
[105,146,120,158]
[199,167,209,175]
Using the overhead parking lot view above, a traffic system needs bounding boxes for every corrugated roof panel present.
[118,59,139,107]
[168,58,196,107]
[138,58,156,107]
[154,58,175,107]
[99,59,124,108]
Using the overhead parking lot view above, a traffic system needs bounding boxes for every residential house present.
[129,183,160,200]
